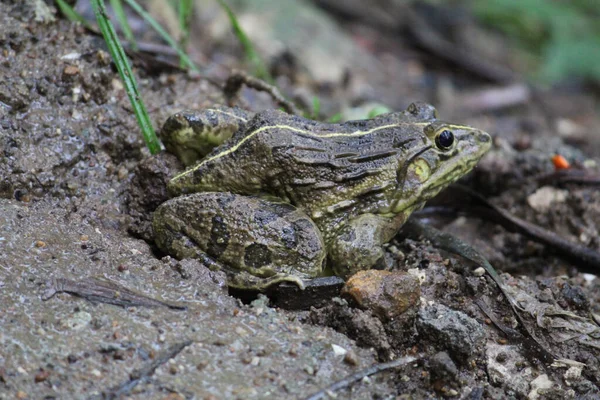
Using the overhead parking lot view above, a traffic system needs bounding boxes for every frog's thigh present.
[160,106,251,166]
[328,213,405,279]
[153,192,326,289]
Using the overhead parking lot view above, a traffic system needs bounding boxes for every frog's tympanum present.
[153,103,491,290]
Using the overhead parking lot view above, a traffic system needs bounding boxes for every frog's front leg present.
[153,192,326,291]
[327,213,407,279]
[160,106,251,166]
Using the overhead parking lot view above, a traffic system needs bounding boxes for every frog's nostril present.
[477,132,491,143]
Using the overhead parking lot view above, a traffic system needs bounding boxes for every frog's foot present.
[160,106,251,166]
[181,248,307,291]
[328,213,406,279]
[227,270,306,291]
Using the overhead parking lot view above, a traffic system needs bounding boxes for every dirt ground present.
[1,2,599,399]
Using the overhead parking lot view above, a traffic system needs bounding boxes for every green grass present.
[123,0,199,72]
[109,0,137,51]
[68,0,296,155]
[55,0,92,29]
[178,0,194,68]
[217,0,272,83]
[367,105,391,118]
[90,0,161,155]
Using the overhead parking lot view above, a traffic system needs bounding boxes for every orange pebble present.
[552,154,570,170]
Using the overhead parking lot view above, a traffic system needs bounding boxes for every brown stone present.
[341,270,420,321]
[63,65,79,76]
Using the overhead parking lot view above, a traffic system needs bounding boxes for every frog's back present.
[168,109,430,218]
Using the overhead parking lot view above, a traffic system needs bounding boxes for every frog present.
[153,102,491,290]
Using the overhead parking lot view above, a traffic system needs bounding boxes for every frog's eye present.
[435,130,454,150]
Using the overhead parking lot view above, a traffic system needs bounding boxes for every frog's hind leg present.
[160,106,252,166]
[156,228,306,290]
[153,192,326,291]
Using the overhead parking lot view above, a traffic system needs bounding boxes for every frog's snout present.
[162,113,190,134]
[464,129,492,155]
[475,130,491,145]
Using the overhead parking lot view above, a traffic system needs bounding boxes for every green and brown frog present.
[153,103,491,290]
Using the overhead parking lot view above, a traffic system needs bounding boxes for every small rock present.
[309,301,394,360]
[59,311,92,331]
[343,350,359,366]
[34,369,50,383]
[556,118,585,142]
[63,65,79,76]
[429,352,458,382]
[528,374,553,400]
[117,166,128,181]
[560,283,589,311]
[331,344,347,356]
[90,369,102,377]
[564,365,582,385]
[486,343,531,397]
[342,270,420,321]
[196,361,208,371]
[527,186,568,213]
[235,326,249,337]
[416,304,485,362]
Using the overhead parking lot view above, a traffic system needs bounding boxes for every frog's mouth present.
[391,129,491,214]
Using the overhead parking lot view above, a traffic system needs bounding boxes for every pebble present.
[343,350,359,366]
[486,343,531,397]
[528,374,553,400]
[429,352,458,382]
[416,303,485,362]
[527,186,568,212]
[331,344,347,356]
[342,270,421,321]
[34,369,50,383]
[59,311,92,331]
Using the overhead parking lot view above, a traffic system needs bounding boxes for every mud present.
[1,2,599,399]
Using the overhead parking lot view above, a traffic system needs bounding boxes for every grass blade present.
[178,0,194,68]
[123,0,199,72]
[55,0,92,29]
[90,0,161,155]
[216,0,272,82]
[109,0,138,51]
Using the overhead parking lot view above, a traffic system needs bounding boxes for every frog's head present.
[391,118,491,214]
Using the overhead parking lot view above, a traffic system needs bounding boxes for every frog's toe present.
[228,271,306,292]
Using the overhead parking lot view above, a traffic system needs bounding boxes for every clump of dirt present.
[126,152,182,241]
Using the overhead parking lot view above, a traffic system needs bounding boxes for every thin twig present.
[99,340,193,399]
[304,355,419,400]
[224,70,301,115]
[43,277,186,310]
